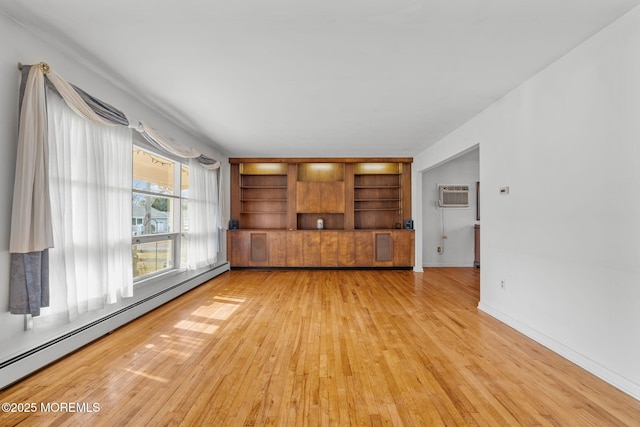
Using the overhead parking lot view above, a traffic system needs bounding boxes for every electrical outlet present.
[437,246,442,253]
[500,280,506,289]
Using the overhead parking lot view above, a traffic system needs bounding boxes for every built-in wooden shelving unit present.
[228,158,413,268]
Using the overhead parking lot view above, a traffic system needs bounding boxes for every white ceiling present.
[2,0,639,158]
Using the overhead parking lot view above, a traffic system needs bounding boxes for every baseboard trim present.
[478,301,640,401]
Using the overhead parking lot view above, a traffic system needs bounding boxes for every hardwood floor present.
[1,268,638,426]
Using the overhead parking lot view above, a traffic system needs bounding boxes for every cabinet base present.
[229,266,414,271]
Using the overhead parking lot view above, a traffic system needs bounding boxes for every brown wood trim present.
[229,164,241,224]
[401,162,412,223]
[344,163,355,230]
[287,164,298,230]
[230,157,413,164]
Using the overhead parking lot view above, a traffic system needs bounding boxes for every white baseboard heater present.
[0,262,230,390]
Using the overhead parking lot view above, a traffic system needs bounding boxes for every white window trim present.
[132,143,189,282]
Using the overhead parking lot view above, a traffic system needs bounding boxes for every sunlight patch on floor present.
[173,295,245,334]
[173,319,220,335]
[124,368,169,383]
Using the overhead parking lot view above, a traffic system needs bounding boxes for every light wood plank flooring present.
[1,268,638,426]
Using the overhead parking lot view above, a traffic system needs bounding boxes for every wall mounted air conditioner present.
[438,185,470,207]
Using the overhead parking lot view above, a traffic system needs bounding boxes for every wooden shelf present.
[297,213,344,230]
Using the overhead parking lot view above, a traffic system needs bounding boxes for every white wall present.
[421,148,479,267]
[0,12,228,371]
[413,6,640,399]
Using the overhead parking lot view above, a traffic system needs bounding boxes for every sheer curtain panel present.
[43,89,133,323]
[188,159,219,270]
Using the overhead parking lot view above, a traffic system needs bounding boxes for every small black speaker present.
[404,219,413,230]
[228,219,239,230]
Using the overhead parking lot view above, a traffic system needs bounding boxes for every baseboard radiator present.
[0,262,230,390]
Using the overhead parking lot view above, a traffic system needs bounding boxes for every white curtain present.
[41,89,133,323]
[188,158,219,270]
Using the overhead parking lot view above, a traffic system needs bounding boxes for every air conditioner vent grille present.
[438,185,470,207]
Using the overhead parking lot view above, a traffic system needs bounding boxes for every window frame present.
[132,142,189,282]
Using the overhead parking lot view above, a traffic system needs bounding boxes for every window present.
[132,146,189,280]
[12,65,222,326]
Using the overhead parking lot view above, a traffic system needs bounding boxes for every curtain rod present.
[17,62,51,74]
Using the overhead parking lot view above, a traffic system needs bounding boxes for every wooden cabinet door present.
[227,231,250,267]
[297,182,345,213]
[338,232,356,267]
[228,230,289,267]
[373,232,394,267]
[393,231,414,267]
[354,231,374,267]
[286,231,305,267]
[303,231,322,266]
[320,231,339,267]
[269,231,287,267]
[321,182,345,213]
[351,231,414,268]
[249,232,269,266]
[296,182,323,213]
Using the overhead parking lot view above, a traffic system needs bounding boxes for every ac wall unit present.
[438,185,470,207]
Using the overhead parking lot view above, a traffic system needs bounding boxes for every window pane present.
[133,148,174,195]
[132,193,173,235]
[130,146,189,280]
[132,240,173,279]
